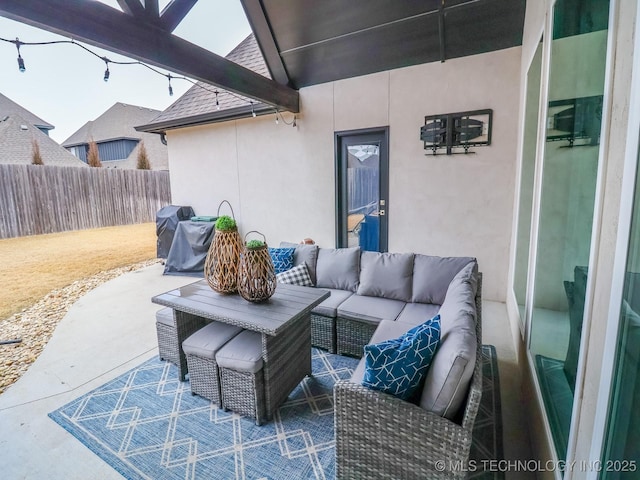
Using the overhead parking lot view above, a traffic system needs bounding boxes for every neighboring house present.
[0,95,85,167]
[63,103,168,169]
[0,92,54,136]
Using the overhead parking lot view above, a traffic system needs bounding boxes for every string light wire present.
[0,35,298,126]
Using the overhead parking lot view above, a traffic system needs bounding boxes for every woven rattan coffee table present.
[152,280,329,421]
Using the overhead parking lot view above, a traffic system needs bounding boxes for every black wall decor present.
[420,109,493,155]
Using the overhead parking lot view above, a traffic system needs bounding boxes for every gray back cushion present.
[280,242,319,285]
[357,251,414,302]
[315,247,360,292]
[412,254,476,305]
[419,261,478,419]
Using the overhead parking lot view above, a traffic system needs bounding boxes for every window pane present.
[346,143,380,249]
[529,0,609,463]
[513,38,543,325]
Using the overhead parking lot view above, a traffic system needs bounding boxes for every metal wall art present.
[420,109,493,155]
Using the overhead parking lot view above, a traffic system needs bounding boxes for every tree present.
[136,140,151,170]
[31,139,44,165]
[87,139,102,167]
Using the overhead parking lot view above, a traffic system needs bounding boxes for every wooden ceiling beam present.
[0,0,299,112]
[116,0,144,17]
[142,0,160,22]
[160,0,198,32]
[241,0,291,86]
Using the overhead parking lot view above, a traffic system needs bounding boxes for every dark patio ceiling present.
[243,0,527,89]
[0,0,525,117]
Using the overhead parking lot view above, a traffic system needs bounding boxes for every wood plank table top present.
[152,280,330,335]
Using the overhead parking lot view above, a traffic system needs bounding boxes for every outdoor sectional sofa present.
[280,242,482,479]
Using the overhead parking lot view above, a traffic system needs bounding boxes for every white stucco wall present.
[166,46,522,302]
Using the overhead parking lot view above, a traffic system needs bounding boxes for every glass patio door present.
[523,0,610,466]
[335,128,389,252]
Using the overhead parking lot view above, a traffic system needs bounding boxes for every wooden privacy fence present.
[0,164,172,239]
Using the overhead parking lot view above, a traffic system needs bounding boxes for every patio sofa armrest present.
[334,379,475,479]
[334,273,483,479]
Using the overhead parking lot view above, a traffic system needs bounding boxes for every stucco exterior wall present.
[166,46,522,302]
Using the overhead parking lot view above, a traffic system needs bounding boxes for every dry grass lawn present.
[0,223,157,321]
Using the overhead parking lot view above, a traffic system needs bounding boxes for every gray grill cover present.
[156,205,195,258]
[163,221,215,277]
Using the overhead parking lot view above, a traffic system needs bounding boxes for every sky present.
[0,1,252,143]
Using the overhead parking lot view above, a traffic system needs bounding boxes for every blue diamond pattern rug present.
[49,347,502,479]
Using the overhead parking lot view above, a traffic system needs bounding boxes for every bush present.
[87,139,102,167]
[31,139,44,165]
[136,140,151,170]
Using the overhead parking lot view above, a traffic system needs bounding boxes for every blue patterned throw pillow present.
[362,315,441,400]
[269,247,295,274]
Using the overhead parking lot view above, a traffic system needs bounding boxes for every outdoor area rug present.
[49,347,503,480]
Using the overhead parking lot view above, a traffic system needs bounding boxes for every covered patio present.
[3,0,640,479]
[0,262,527,479]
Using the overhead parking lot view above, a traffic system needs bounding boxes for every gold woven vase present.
[204,227,243,293]
[237,232,276,302]
[204,200,242,293]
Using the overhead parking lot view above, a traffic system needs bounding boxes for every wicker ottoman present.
[182,322,243,406]
[156,307,179,365]
[216,330,266,426]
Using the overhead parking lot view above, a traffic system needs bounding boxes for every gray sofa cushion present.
[156,307,173,326]
[215,330,264,374]
[337,294,406,325]
[396,302,441,326]
[182,321,243,360]
[419,262,478,419]
[280,242,319,285]
[312,289,354,317]
[316,247,360,292]
[351,320,414,384]
[412,254,476,305]
[357,251,414,302]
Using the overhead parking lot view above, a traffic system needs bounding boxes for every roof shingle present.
[0,114,86,167]
[142,34,271,128]
[0,92,54,131]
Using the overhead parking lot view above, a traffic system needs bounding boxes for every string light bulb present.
[215,90,220,110]
[275,109,279,125]
[103,58,110,82]
[251,102,256,118]
[292,115,297,128]
[167,73,173,96]
[15,38,25,72]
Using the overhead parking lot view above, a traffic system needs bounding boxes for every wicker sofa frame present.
[310,313,337,353]
[334,275,483,479]
[157,309,206,381]
[156,316,180,366]
[184,352,224,405]
[335,316,378,357]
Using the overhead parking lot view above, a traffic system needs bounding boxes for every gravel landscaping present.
[0,259,160,394]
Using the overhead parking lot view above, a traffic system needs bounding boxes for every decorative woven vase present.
[237,231,276,303]
[204,201,242,293]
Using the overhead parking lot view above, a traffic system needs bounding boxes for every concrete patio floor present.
[0,263,533,479]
